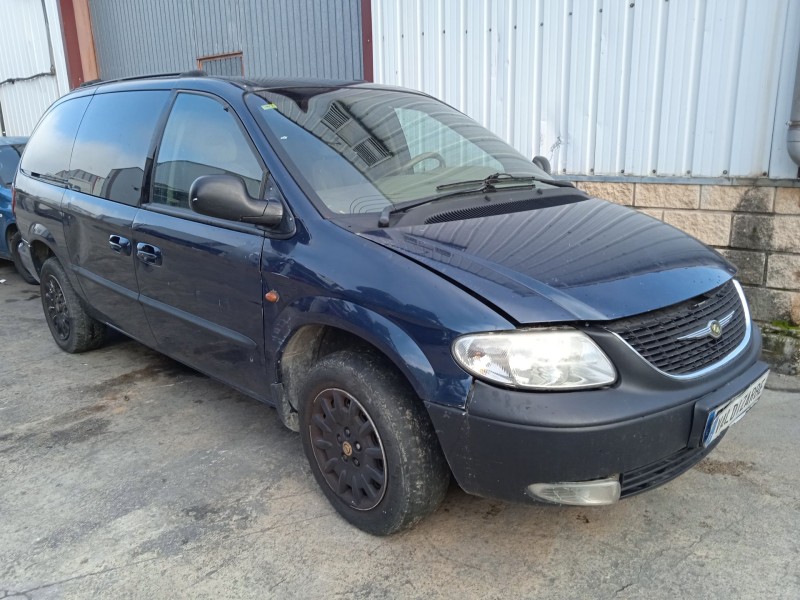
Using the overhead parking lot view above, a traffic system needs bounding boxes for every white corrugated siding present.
[372,0,800,179]
[0,0,68,136]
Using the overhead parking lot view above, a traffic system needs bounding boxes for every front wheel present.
[299,350,450,535]
[40,257,106,353]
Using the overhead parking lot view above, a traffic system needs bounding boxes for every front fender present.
[270,296,473,409]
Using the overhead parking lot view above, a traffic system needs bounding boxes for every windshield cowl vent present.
[354,138,391,166]
[424,197,547,224]
[322,100,393,167]
[323,102,350,129]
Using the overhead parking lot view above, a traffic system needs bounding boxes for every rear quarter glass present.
[20,97,91,182]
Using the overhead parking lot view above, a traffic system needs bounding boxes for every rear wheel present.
[299,349,450,535]
[40,257,106,353]
[8,230,37,284]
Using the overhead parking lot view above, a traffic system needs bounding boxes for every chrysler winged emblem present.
[678,312,734,341]
[709,320,722,338]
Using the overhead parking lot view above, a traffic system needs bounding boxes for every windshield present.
[247,87,553,215]
[0,143,25,186]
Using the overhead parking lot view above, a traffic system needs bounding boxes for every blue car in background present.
[0,136,35,283]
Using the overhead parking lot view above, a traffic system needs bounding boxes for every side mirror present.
[189,174,283,226]
[532,155,552,175]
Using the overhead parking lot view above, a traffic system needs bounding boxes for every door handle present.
[136,242,162,266]
[108,235,131,255]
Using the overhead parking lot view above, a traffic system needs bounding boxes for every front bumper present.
[427,327,767,504]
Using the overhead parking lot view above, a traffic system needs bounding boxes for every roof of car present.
[80,71,366,92]
[229,76,366,90]
[61,72,430,107]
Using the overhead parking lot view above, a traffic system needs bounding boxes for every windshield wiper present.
[377,172,574,227]
[378,180,537,227]
[435,172,574,192]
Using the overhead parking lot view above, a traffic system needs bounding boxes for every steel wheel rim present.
[308,388,387,511]
[44,275,70,341]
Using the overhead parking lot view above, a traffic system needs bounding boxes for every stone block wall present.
[576,182,800,326]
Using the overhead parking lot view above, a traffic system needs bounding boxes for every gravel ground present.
[1,261,798,599]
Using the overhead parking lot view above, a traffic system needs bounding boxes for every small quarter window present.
[153,93,263,209]
[69,91,170,206]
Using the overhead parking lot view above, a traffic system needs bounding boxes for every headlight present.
[452,329,616,390]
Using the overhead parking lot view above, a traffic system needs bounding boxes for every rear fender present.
[26,223,59,268]
[25,224,83,293]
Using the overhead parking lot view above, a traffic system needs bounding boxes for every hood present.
[360,197,735,324]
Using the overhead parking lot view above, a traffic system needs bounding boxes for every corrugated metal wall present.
[0,0,69,136]
[372,0,800,180]
[89,0,364,82]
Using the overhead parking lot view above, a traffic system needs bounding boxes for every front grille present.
[605,280,747,375]
[620,436,723,497]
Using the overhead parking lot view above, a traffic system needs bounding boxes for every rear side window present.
[152,93,263,209]
[69,90,170,206]
[20,97,90,184]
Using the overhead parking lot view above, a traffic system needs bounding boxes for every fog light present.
[526,476,621,506]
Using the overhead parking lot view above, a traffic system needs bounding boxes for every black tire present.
[8,230,37,285]
[40,257,106,353]
[299,349,450,535]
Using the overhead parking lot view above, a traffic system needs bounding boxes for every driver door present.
[133,92,269,399]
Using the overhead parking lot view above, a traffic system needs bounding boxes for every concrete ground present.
[1,260,798,600]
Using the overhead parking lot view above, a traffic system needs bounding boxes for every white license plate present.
[703,371,769,447]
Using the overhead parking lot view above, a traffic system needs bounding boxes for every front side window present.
[69,90,170,206]
[20,97,90,184]
[153,93,263,209]
[247,87,550,215]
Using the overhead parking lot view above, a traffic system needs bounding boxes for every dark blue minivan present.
[13,74,769,534]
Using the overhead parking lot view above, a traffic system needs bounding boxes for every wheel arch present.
[270,297,461,431]
[3,220,17,242]
[1,221,17,257]
[26,226,58,276]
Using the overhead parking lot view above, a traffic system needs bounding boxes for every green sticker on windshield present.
[261,103,277,110]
